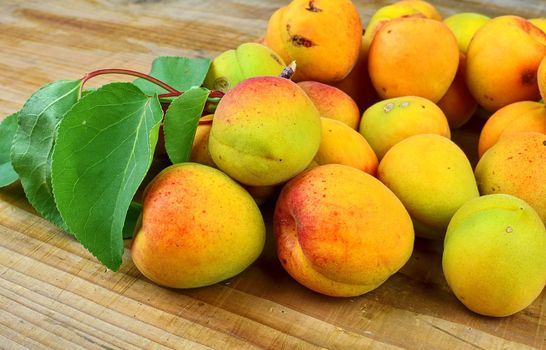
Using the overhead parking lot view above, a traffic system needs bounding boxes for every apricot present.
[475,132,546,223]
[443,12,490,53]
[466,16,546,112]
[203,43,285,93]
[297,81,360,129]
[478,101,546,157]
[396,0,441,21]
[436,54,478,129]
[378,134,479,239]
[274,164,414,297]
[131,163,265,289]
[264,0,362,83]
[443,194,546,317]
[208,76,321,186]
[314,118,378,175]
[190,115,215,167]
[359,96,450,159]
[368,17,459,103]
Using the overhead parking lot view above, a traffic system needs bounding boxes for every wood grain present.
[1,0,545,349]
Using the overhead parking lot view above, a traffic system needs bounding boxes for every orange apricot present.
[478,101,546,157]
[368,17,459,103]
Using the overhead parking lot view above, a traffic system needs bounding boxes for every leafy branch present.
[0,55,218,271]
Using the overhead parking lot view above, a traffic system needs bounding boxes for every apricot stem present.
[80,68,225,116]
[157,89,224,100]
[280,61,297,80]
[80,68,180,97]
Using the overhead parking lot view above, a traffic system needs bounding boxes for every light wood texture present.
[1,0,545,348]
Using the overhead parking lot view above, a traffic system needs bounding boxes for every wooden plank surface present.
[1,0,545,348]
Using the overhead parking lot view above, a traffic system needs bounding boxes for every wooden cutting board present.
[1,0,545,348]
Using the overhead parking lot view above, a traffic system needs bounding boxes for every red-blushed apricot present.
[208,76,321,186]
[274,164,414,297]
[131,163,265,289]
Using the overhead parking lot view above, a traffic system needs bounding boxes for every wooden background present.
[1,0,545,348]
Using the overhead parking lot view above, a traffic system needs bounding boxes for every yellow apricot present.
[314,118,378,175]
[297,81,360,129]
[443,194,546,317]
[359,96,450,159]
[378,134,479,239]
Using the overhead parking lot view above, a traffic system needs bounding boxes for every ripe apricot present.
[475,132,546,223]
[203,43,285,93]
[478,101,546,157]
[314,118,378,175]
[208,76,321,186]
[131,163,265,289]
[297,81,360,129]
[466,16,546,112]
[264,0,362,83]
[378,134,479,239]
[359,96,450,159]
[443,194,546,317]
[368,17,459,103]
[274,164,414,297]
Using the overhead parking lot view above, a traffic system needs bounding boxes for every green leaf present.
[133,56,211,95]
[11,80,82,229]
[51,82,163,271]
[0,112,19,187]
[123,201,142,240]
[164,87,209,164]
[81,88,97,98]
